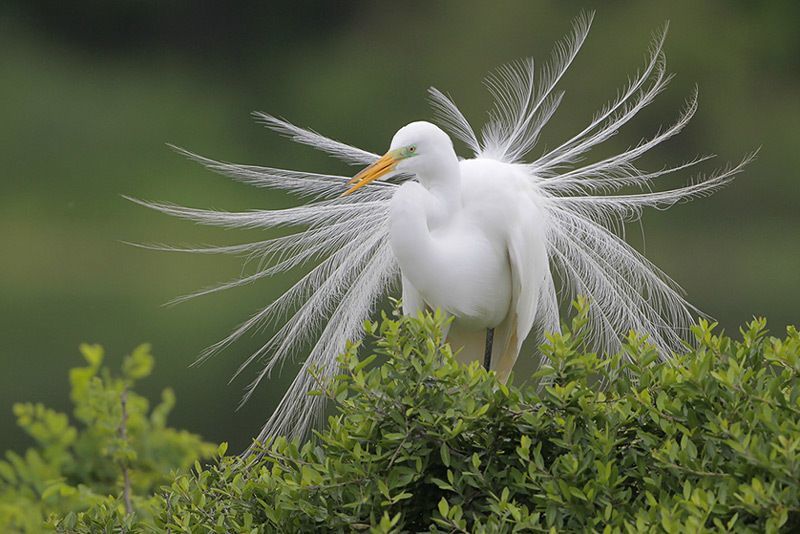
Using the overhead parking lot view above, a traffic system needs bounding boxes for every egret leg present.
[483,328,494,371]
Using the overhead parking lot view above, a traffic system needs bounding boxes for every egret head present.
[343,121,455,195]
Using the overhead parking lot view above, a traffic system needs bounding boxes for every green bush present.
[0,344,215,532]
[138,305,800,533]
[5,302,800,532]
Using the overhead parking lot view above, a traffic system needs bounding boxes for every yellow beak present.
[342,151,399,196]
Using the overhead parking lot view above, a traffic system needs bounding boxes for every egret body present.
[346,122,548,380]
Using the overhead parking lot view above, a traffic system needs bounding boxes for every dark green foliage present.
[0,344,215,532]
[8,303,800,532]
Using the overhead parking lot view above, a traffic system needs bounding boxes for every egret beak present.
[342,151,399,196]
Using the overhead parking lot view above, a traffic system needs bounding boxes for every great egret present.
[344,121,549,382]
[133,12,753,444]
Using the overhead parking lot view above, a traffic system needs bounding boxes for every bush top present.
[4,302,799,532]
[156,304,800,532]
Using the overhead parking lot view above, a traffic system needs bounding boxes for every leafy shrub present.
[0,344,215,532]
[136,304,800,533]
[7,303,800,532]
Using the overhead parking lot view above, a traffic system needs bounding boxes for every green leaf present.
[438,497,449,518]
[440,443,451,467]
[122,343,154,380]
[79,343,104,367]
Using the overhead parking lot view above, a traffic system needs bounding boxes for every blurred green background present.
[1,1,797,453]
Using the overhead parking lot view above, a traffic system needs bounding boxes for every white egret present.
[344,122,549,382]
[133,12,753,444]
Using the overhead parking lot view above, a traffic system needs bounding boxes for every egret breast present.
[426,218,512,328]
[389,159,534,330]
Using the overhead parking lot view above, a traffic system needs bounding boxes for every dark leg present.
[483,328,494,371]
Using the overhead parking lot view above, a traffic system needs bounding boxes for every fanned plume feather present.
[480,11,593,162]
[132,12,752,447]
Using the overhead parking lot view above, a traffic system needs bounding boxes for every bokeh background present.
[2,1,798,453]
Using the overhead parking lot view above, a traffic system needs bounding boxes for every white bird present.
[344,122,549,383]
[132,12,753,444]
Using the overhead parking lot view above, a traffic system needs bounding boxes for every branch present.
[119,387,133,516]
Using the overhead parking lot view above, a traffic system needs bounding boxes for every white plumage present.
[360,123,549,382]
[133,12,753,444]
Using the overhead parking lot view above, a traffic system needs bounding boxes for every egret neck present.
[412,148,462,223]
[389,139,461,268]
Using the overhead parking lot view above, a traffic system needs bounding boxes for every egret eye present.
[408,145,416,154]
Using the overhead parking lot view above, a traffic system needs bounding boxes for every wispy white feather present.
[532,24,671,175]
[253,112,380,166]
[133,11,751,446]
[427,87,481,154]
[480,11,593,162]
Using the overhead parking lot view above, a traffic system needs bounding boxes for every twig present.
[164,491,172,534]
[120,387,133,516]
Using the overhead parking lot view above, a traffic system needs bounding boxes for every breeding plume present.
[134,13,751,444]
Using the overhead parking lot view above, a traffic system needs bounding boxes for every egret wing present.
[492,206,547,380]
